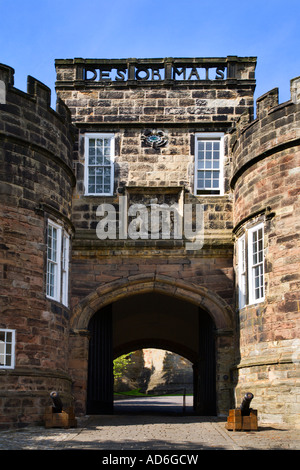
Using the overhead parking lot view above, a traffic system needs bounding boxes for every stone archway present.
[69,273,234,416]
[71,273,233,331]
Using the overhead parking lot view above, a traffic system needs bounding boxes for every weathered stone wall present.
[1,57,298,427]
[54,57,256,313]
[55,57,257,417]
[231,79,300,426]
[0,64,75,427]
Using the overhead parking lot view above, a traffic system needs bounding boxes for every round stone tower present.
[231,78,300,426]
[0,64,75,427]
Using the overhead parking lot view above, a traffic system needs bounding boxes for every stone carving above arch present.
[71,273,233,333]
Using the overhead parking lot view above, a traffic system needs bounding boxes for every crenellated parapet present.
[0,64,76,180]
[0,64,76,217]
[230,77,300,191]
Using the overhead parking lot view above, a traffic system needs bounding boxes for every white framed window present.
[238,234,246,309]
[84,133,115,196]
[47,221,61,301]
[0,329,15,369]
[62,232,70,307]
[237,223,265,308]
[194,133,224,196]
[46,220,69,307]
[248,223,264,304]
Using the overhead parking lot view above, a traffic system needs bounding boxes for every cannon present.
[50,391,63,413]
[44,391,77,428]
[240,392,254,416]
[225,392,258,431]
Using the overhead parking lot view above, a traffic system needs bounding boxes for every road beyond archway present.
[114,395,194,415]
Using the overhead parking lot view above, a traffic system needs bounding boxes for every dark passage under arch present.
[86,293,216,415]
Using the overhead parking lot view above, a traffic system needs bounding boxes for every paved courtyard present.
[0,397,299,451]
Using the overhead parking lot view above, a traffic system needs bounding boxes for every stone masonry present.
[0,64,75,427]
[231,82,300,425]
[0,57,299,428]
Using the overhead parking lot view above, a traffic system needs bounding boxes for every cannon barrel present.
[50,391,63,413]
[240,392,254,416]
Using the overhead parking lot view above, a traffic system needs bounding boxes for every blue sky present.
[1,0,300,109]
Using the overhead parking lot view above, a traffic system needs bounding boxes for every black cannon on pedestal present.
[240,392,254,416]
[50,391,63,413]
[44,391,77,428]
[226,392,258,431]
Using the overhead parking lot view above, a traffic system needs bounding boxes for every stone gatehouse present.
[0,57,299,428]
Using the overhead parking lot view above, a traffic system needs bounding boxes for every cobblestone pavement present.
[0,397,299,451]
[0,397,300,451]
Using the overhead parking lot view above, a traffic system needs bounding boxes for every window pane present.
[254,265,263,299]
[5,355,11,366]
[87,135,114,195]
[88,176,95,186]
[198,150,204,161]
[196,138,221,192]
[96,146,103,157]
[250,226,264,302]
[198,177,204,188]
[46,222,61,301]
[0,330,14,368]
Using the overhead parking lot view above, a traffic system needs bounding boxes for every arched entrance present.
[70,274,234,417]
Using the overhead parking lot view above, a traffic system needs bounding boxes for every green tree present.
[113,353,133,379]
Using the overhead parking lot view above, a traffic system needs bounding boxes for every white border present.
[46,220,62,302]
[248,222,265,305]
[238,234,246,309]
[62,232,70,307]
[84,133,115,196]
[194,132,224,196]
[0,329,15,369]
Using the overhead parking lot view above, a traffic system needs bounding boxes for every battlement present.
[0,63,76,173]
[0,63,73,124]
[0,63,76,218]
[230,75,300,188]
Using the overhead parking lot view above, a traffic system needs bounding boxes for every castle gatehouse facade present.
[0,57,299,427]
